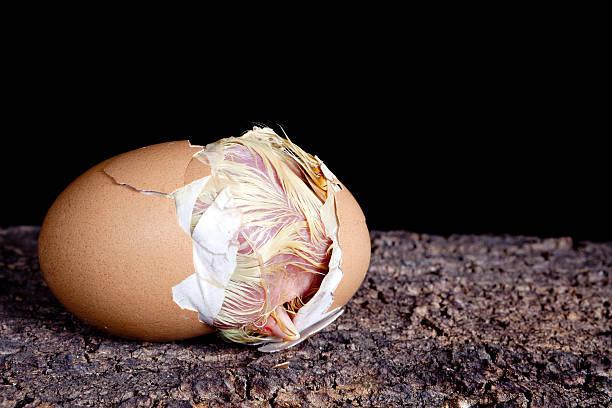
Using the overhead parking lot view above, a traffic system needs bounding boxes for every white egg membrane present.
[170,138,345,352]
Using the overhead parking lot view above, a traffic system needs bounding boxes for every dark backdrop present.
[2,30,609,242]
[3,110,609,242]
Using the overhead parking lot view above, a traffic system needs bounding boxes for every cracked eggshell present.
[38,141,215,341]
[328,182,371,311]
[38,138,371,343]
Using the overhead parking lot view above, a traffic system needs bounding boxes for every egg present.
[38,127,370,350]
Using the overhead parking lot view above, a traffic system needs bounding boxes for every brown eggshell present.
[104,140,204,194]
[328,183,371,311]
[184,154,211,185]
[39,139,370,342]
[38,142,215,341]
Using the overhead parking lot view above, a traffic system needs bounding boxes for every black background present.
[2,23,609,243]
[3,111,609,242]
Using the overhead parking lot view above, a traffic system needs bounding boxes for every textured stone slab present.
[1,227,610,407]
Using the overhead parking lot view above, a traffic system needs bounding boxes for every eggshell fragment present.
[328,183,371,311]
[104,140,204,194]
[184,155,211,186]
[39,143,214,341]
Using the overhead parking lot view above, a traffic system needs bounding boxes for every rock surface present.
[1,226,610,407]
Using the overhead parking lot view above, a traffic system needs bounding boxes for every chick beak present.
[260,305,300,341]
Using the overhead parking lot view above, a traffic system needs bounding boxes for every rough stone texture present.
[1,226,611,407]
